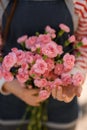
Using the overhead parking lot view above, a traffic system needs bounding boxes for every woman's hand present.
[52,85,82,103]
[2,79,47,106]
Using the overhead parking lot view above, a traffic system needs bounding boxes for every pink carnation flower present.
[54,63,64,75]
[34,78,48,88]
[15,50,26,65]
[34,54,42,61]
[57,45,63,55]
[68,35,76,43]
[32,59,47,74]
[42,41,59,58]
[25,36,37,49]
[16,68,29,83]
[17,35,28,43]
[29,68,41,79]
[72,72,84,86]
[45,26,56,39]
[30,46,37,52]
[63,53,75,71]
[21,63,29,70]
[45,58,55,71]
[2,52,17,71]
[3,71,14,81]
[47,71,57,80]
[61,73,72,86]
[59,23,70,33]
[11,47,18,53]
[39,90,50,99]
[51,78,62,89]
[25,52,34,64]
[43,70,50,78]
[37,34,51,44]
[45,26,56,34]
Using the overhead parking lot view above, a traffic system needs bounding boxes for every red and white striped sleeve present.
[71,0,87,77]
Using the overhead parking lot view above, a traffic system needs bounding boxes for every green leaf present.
[57,30,64,37]
[74,42,83,49]
[0,56,3,63]
[77,42,83,47]
[56,59,63,64]
[36,48,41,54]
[31,74,36,78]
[21,42,26,50]
[64,40,70,46]
[44,31,48,34]
[55,55,60,61]
[32,61,35,65]
[76,51,81,57]
[43,55,48,60]
[35,32,40,36]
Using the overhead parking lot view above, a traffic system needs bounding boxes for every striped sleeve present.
[71,0,87,77]
[74,0,87,40]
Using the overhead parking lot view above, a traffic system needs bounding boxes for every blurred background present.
[0,1,87,130]
[75,75,87,130]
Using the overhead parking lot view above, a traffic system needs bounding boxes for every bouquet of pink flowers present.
[0,24,84,93]
[0,23,84,130]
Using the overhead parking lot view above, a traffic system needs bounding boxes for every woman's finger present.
[52,88,57,99]
[75,86,82,97]
[64,95,75,103]
[56,86,63,101]
[29,89,40,95]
